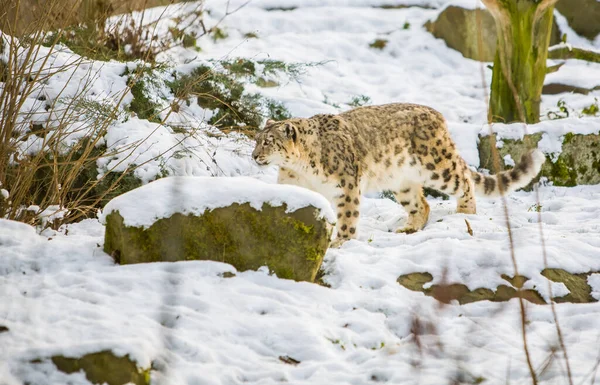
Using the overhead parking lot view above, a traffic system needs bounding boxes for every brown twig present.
[476,2,538,384]
[464,219,473,236]
[535,186,574,385]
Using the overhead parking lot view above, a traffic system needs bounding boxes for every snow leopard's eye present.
[263,136,274,146]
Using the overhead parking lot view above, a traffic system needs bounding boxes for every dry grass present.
[0,0,208,229]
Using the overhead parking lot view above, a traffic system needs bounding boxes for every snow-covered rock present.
[478,119,600,187]
[102,176,335,282]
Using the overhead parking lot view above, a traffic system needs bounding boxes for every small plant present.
[323,95,341,109]
[126,65,172,123]
[212,27,228,42]
[167,64,291,130]
[369,39,388,50]
[582,98,599,116]
[528,203,543,212]
[348,95,371,107]
[546,99,570,120]
[403,22,410,30]
[169,27,197,49]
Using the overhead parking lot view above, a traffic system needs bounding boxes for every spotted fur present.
[252,103,545,247]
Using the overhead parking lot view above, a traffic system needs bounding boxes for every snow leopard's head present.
[252,119,300,166]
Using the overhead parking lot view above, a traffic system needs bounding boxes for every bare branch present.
[545,62,564,74]
[548,45,600,63]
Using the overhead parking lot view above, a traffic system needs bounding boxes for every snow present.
[100,176,336,228]
[3,184,600,384]
[503,154,515,167]
[2,0,600,383]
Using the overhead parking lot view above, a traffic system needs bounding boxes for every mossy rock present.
[398,270,598,304]
[541,268,595,303]
[425,6,561,62]
[556,0,600,40]
[51,350,150,385]
[104,203,332,282]
[479,132,600,187]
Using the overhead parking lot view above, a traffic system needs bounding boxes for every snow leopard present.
[252,103,545,247]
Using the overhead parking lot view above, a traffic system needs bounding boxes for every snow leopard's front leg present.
[330,178,361,248]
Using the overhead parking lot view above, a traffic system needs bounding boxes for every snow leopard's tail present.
[470,149,546,197]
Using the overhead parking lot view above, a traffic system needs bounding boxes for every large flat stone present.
[102,177,334,282]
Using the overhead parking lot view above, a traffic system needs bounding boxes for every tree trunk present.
[483,0,558,124]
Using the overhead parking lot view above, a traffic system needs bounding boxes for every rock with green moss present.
[425,6,560,62]
[50,350,150,385]
[102,176,335,282]
[398,270,598,305]
[541,268,595,303]
[479,132,600,187]
[398,272,545,305]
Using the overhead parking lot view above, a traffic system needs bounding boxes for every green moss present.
[478,132,600,187]
[593,159,600,173]
[563,132,575,145]
[51,350,150,385]
[549,156,578,187]
[104,203,332,282]
[284,216,314,234]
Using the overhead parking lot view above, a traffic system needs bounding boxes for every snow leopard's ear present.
[282,123,297,143]
[266,119,277,126]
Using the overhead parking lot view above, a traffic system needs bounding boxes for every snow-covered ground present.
[2,0,600,384]
[3,184,600,384]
